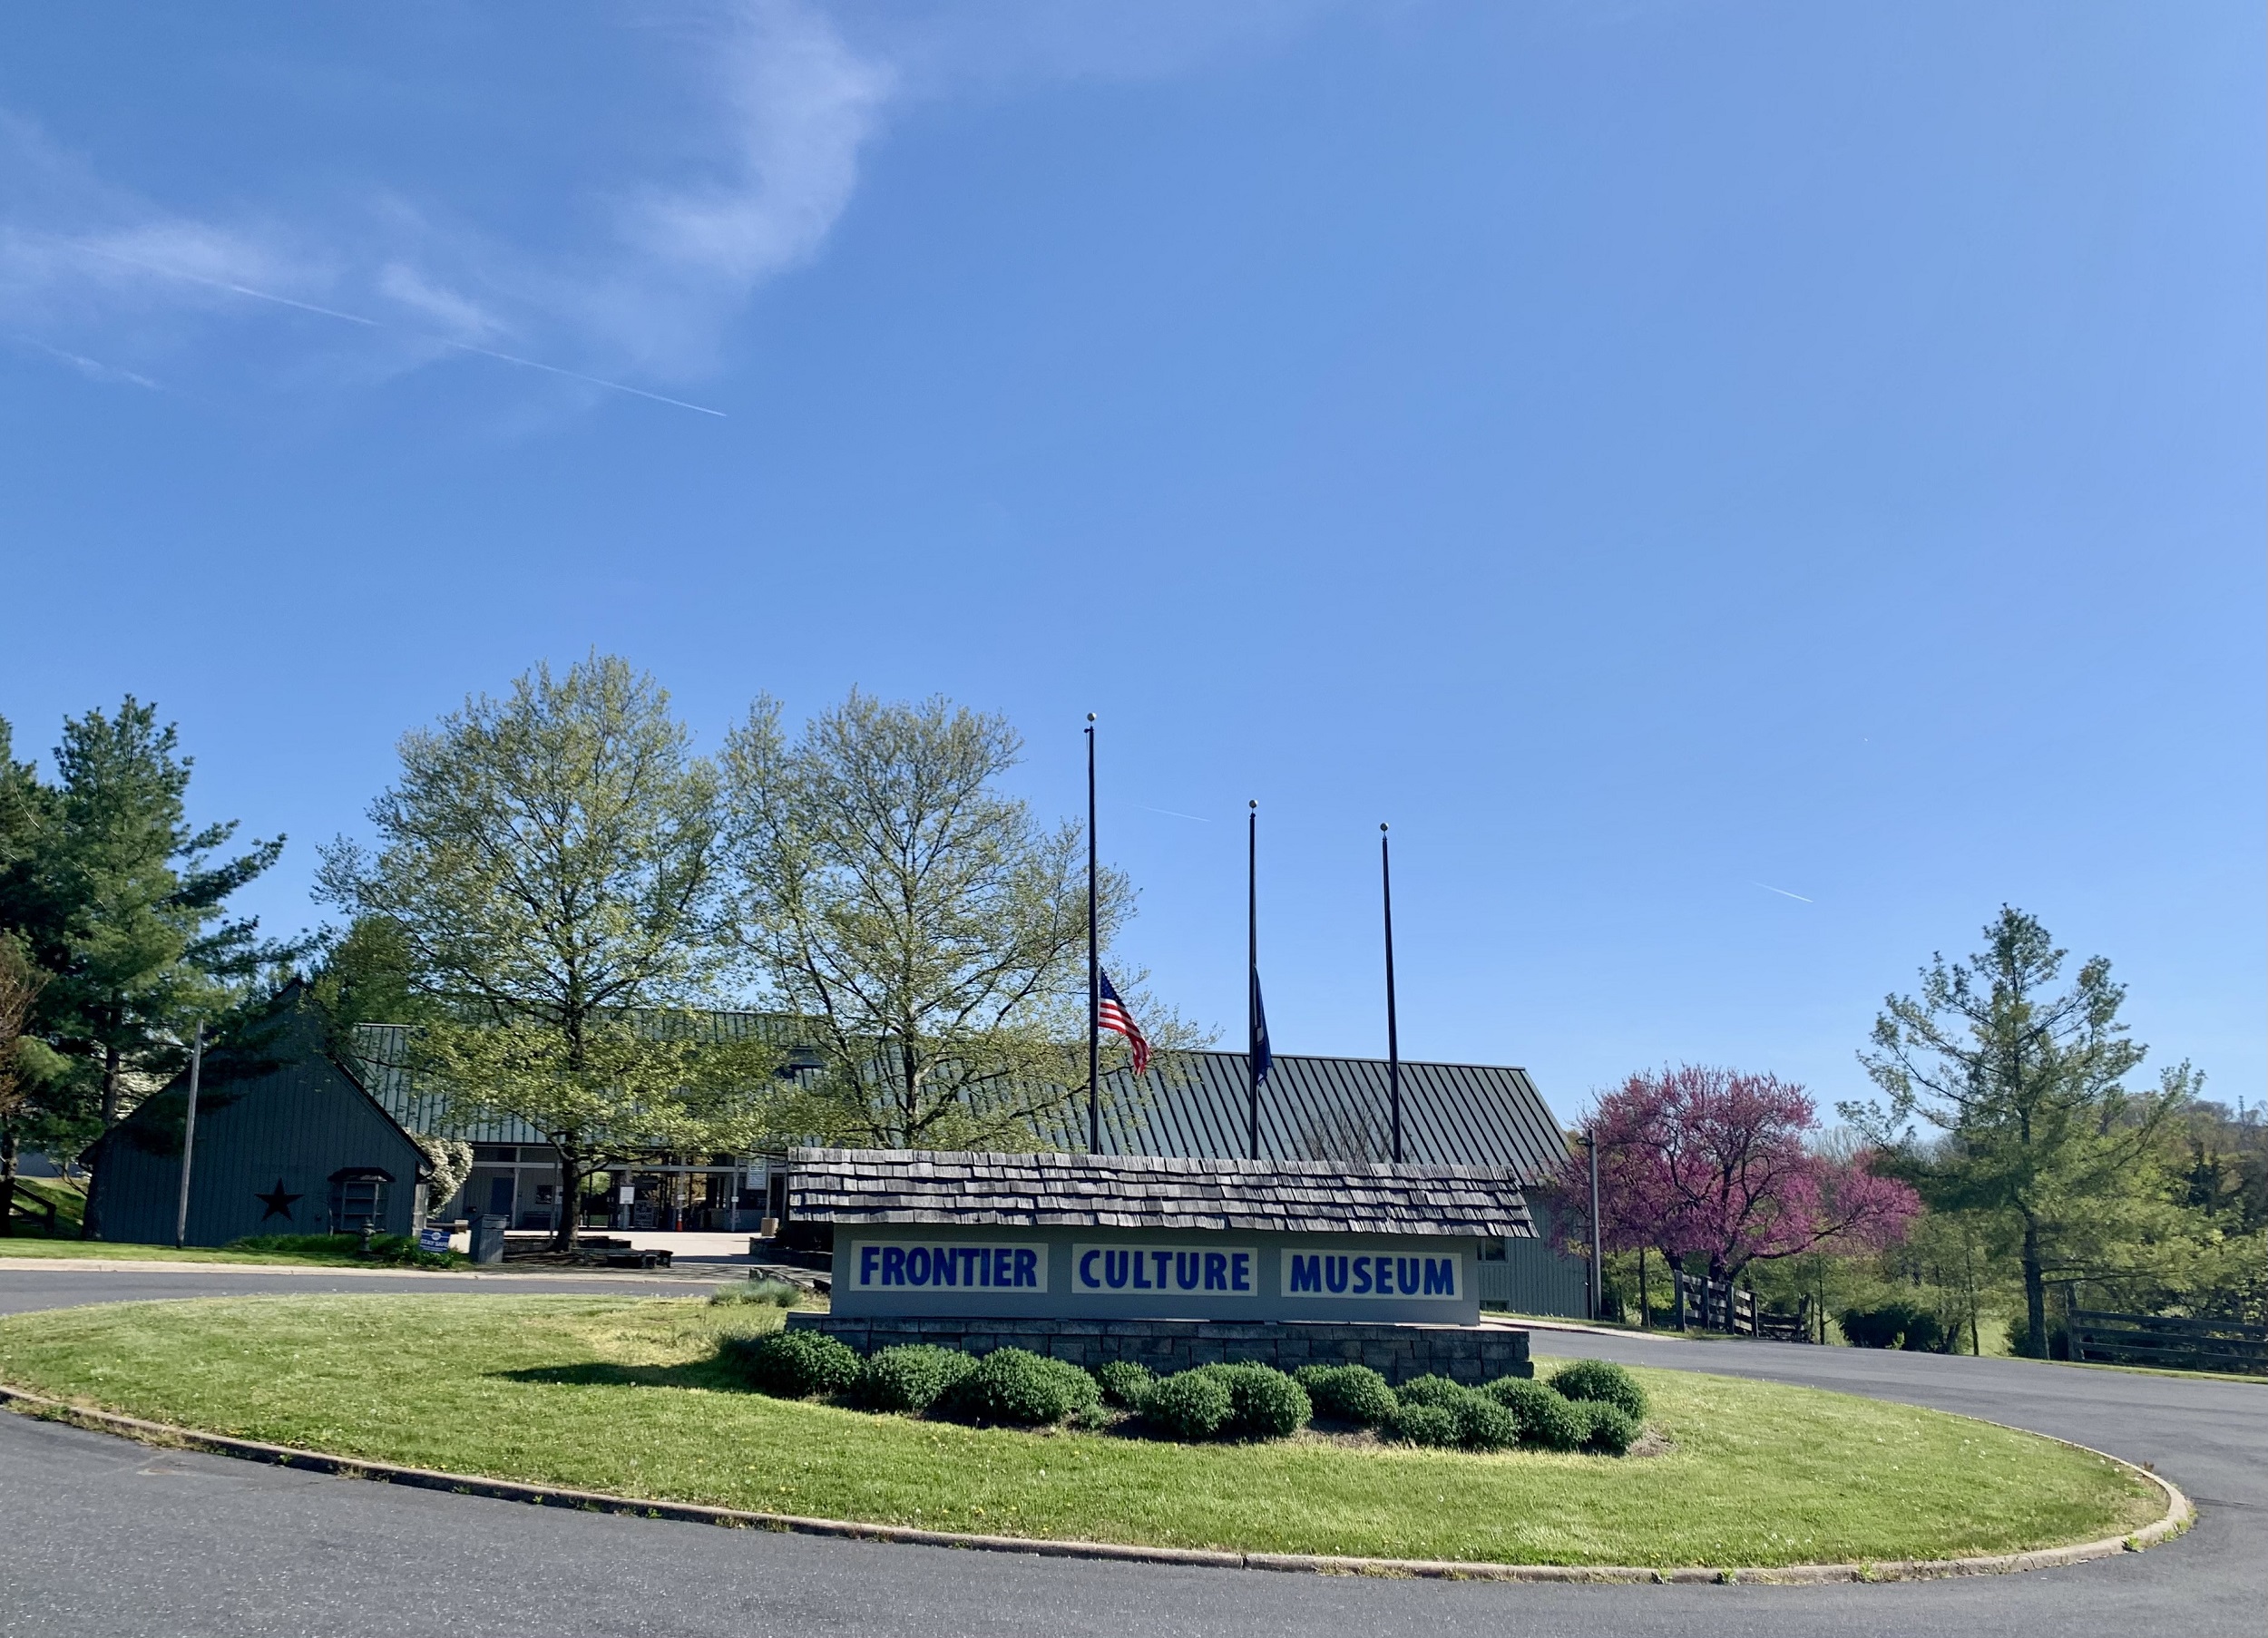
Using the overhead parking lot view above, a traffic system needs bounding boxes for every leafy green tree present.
[1851,907,2194,1355]
[318,655,777,1250]
[720,690,1200,1150]
[3,701,292,1236]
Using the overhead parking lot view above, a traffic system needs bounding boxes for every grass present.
[0,1234,465,1268]
[0,1294,2164,1567]
[4,1175,88,1237]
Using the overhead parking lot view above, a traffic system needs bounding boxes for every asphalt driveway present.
[1,1267,2258,1638]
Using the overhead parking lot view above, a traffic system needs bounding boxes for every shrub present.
[709,1280,803,1309]
[728,1330,862,1399]
[853,1345,975,1414]
[1144,1370,1236,1440]
[1843,1302,1951,1353]
[2006,1315,2070,1361]
[939,1349,1100,1427]
[1389,1402,1462,1448]
[1094,1360,1156,1409]
[1191,1363,1311,1439]
[1481,1377,1586,1451]
[1293,1364,1398,1428]
[1572,1400,1642,1456]
[226,1232,456,1269]
[1392,1374,1468,1410]
[1451,1390,1520,1451]
[1549,1359,1648,1422]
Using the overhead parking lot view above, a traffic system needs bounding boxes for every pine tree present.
[17,699,292,1237]
[1852,907,2194,1355]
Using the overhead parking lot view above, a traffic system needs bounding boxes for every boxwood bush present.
[728,1330,862,1399]
[1549,1359,1648,1423]
[852,1345,975,1414]
[938,1349,1100,1427]
[1144,1369,1235,1439]
[1094,1360,1156,1409]
[1389,1402,1463,1448]
[1391,1374,1468,1410]
[1572,1399,1643,1455]
[1450,1389,1520,1450]
[1481,1376,1588,1451]
[1292,1364,1398,1428]
[1192,1363,1311,1439]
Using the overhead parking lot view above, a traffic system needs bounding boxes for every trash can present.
[470,1214,507,1265]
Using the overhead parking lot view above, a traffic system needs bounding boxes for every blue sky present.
[3,3,2260,1124]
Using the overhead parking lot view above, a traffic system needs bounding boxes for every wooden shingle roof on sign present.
[787,1147,1535,1239]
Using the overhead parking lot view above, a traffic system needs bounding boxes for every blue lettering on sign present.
[851,1243,1047,1290]
[1072,1244,1258,1297]
[1276,1245,1461,1300]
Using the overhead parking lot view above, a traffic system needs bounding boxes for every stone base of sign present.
[785,1314,1531,1386]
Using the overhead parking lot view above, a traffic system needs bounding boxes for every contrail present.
[434,338,727,417]
[61,238,727,417]
[1139,804,1212,824]
[1755,882,1813,902]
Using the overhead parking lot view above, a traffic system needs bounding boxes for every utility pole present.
[172,1025,204,1250]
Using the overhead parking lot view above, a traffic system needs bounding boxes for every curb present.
[0,1381,2190,1585]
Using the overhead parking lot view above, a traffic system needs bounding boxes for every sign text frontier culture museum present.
[786,1148,1541,1382]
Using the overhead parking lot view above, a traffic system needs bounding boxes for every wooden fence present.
[2068,1308,2268,1375]
[1672,1269,1812,1341]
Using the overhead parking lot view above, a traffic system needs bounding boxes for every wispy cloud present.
[11,335,162,391]
[0,2,1325,417]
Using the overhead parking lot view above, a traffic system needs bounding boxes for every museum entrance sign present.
[794,1147,1530,1327]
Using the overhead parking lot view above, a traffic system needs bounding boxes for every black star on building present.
[254,1179,302,1222]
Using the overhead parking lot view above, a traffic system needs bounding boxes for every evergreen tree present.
[11,700,292,1236]
[1852,907,2194,1355]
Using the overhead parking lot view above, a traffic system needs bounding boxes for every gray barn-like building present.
[85,986,427,1245]
[80,991,1591,1316]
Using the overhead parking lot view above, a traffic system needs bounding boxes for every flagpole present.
[1247,799,1258,1162]
[1087,714,1100,1155]
[1382,824,1401,1164]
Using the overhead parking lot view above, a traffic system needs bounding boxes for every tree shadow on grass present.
[492,1357,748,1393]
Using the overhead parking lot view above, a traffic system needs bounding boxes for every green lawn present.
[0,1235,464,1268]
[0,1294,2162,1567]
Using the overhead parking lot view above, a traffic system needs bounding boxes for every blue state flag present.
[1249,967,1272,1089]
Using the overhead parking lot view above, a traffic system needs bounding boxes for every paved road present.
[2,1270,2260,1638]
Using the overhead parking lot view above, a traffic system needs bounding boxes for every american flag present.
[1098,969,1150,1077]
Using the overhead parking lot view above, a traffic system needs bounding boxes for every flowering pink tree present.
[1555,1065,1920,1286]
